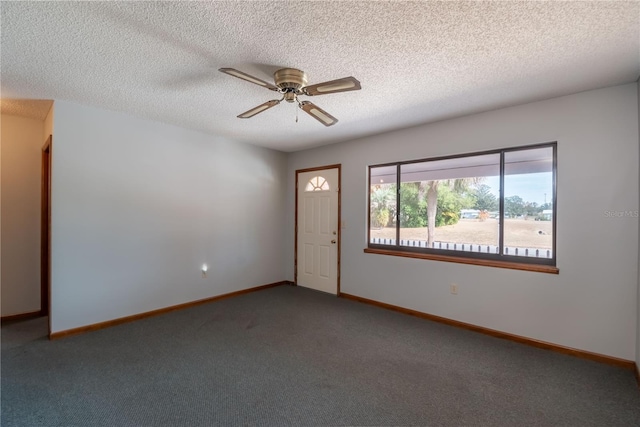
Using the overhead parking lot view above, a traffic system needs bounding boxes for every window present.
[305,176,330,192]
[367,143,557,272]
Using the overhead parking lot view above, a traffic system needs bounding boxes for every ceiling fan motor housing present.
[274,68,308,92]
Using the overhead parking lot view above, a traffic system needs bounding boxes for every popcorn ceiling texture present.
[0,99,52,121]
[1,1,638,151]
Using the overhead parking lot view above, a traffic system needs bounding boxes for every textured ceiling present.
[2,1,638,152]
[0,99,52,121]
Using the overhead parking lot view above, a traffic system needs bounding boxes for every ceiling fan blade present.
[219,68,278,91]
[237,100,281,119]
[299,101,338,126]
[303,76,361,96]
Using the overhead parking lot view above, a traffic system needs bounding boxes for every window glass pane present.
[370,166,397,246]
[305,176,329,192]
[399,154,500,253]
[503,147,553,258]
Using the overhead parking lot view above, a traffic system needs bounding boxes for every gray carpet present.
[2,284,640,426]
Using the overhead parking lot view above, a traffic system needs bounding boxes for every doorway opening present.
[41,136,51,335]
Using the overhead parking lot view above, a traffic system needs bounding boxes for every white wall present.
[1,114,45,316]
[50,101,287,333]
[637,79,640,369]
[286,83,639,361]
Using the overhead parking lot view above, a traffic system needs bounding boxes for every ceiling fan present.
[219,67,361,126]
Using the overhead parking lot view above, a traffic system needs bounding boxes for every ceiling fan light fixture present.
[284,92,297,103]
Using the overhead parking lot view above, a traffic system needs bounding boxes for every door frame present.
[294,164,342,295]
[41,135,52,336]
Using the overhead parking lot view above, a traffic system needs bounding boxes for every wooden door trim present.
[41,135,52,336]
[294,164,341,294]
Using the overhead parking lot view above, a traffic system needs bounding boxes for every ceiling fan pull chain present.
[296,104,299,123]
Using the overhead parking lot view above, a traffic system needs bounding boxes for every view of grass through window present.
[369,144,555,265]
[503,146,554,257]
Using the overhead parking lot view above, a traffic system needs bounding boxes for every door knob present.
[331,240,336,244]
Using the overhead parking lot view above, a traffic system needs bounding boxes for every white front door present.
[296,167,339,295]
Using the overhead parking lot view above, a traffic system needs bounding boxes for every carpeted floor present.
[2,284,640,426]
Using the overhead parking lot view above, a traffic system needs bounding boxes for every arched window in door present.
[305,176,330,192]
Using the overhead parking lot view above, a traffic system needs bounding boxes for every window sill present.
[364,248,559,274]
